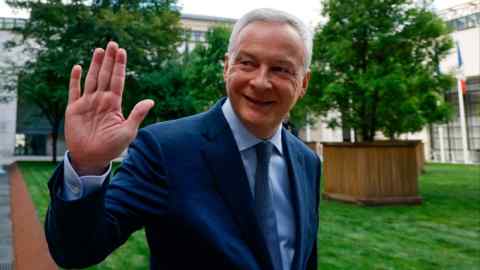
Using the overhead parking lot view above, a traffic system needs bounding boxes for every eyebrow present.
[272,60,296,68]
[235,51,297,67]
[234,51,256,61]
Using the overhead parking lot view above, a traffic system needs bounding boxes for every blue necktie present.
[255,141,283,270]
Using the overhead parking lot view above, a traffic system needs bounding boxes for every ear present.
[299,69,311,98]
[223,53,230,80]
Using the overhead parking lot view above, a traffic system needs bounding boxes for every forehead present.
[232,21,305,67]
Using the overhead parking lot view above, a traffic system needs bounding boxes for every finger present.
[68,65,82,104]
[125,99,155,131]
[97,41,119,92]
[84,48,105,94]
[110,48,127,97]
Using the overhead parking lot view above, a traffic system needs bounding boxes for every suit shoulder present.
[284,129,319,162]
[139,111,207,142]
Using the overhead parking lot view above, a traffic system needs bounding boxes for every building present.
[431,1,480,163]
[0,17,27,163]
[179,13,235,53]
[0,13,235,161]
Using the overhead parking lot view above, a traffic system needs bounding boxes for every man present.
[45,8,321,270]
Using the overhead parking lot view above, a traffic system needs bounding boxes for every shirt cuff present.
[62,151,112,200]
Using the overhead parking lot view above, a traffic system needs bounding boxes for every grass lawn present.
[18,162,479,270]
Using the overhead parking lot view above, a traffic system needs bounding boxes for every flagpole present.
[455,41,470,164]
[456,77,469,163]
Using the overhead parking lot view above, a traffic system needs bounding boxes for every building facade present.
[432,1,480,163]
[179,13,235,53]
[0,17,27,163]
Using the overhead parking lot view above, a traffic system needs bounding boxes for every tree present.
[311,0,454,141]
[6,0,182,162]
[184,25,231,112]
[288,56,334,133]
[135,60,196,126]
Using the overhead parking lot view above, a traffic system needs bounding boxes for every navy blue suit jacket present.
[45,99,321,270]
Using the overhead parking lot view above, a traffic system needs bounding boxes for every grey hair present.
[227,8,313,71]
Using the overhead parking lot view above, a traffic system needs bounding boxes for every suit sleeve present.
[62,151,111,200]
[306,154,321,270]
[45,128,170,269]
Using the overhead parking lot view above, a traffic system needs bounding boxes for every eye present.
[272,66,294,76]
[236,58,256,71]
[240,60,254,66]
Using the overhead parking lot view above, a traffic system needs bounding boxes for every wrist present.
[68,152,110,176]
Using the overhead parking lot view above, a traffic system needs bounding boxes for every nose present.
[249,66,272,91]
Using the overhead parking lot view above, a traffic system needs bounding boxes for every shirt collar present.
[222,98,283,155]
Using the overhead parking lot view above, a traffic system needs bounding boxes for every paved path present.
[0,166,14,270]
[9,163,57,270]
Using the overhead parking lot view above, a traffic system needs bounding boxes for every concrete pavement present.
[0,166,14,270]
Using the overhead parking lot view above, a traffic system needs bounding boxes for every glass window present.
[4,18,14,29]
[466,14,476,28]
[192,31,204,42]
[15,19,26,29]
[456,17,467,31]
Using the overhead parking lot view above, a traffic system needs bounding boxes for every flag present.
[456,41,467,95]
[456,41,463,67]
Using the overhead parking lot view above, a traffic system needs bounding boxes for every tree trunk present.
[368,89,380,141]
[360,126,369,142]
[341,112,351,142]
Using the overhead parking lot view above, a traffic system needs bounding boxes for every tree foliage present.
[288,58,334,129]
[135,60,195,125]
[6,0,182,161]
[311,0,454,141]
[184,25,231,112]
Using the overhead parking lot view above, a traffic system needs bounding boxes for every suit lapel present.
[200,100,274,270]
[283,131,310,270]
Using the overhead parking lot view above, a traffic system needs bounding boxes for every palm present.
[66,42,153,174]
[66,91,126,164]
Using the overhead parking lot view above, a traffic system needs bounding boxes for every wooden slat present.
[322,141,422,206]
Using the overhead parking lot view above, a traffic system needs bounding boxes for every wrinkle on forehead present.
[229,21,306,69]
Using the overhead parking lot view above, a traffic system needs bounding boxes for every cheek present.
[227,73,248,93]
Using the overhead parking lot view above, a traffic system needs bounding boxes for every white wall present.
[0,30,20,162]
[440,27,480,77]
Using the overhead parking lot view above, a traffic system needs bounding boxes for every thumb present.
[125,99,155,131]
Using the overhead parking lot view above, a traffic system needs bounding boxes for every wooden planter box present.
[322,141,423,206]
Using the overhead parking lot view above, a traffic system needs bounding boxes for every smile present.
[244,95,275,107]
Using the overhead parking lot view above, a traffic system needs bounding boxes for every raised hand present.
[65,42,154,175]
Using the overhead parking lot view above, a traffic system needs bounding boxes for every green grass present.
[18,162,480,270]
[318,163,480,270]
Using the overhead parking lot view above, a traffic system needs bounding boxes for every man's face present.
[224,21,310,138]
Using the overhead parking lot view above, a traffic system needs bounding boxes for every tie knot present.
[256,141,274,164]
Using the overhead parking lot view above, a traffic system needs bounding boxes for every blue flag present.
[456,41,463,67]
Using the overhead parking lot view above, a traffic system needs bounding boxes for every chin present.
[241,111,268,125]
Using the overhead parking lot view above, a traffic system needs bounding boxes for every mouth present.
[244,95,275,107]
